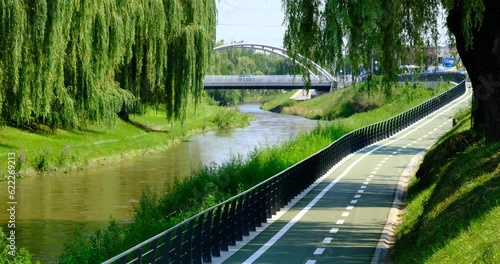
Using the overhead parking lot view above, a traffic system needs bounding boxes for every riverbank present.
[1,104,320,264]
[0,96,253,180]
[262,79,455,120]
[389,109,499,263]
[59,80,465,263]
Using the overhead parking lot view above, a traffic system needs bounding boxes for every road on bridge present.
[214,88,471,264]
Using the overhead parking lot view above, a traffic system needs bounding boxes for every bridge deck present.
[213,90,471,264]
[204,75,334,91]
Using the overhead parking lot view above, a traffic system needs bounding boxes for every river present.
[0,104,322,263]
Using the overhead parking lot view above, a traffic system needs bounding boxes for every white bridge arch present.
[213,43,336,83]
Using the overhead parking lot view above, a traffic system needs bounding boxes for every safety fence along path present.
[103,73,467,264]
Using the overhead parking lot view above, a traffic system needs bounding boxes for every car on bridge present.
[238,73,252,81]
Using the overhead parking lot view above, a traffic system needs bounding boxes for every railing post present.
[159,232,171,263]
[133,246,143,264]
[220,204,230,251]
[240,194,250,236]
[258,186,267,225]
[201,210,212,263]
[172,227,183,263]
[267,181,274,217]
[234,198,243,241]
[148,239,158,264]
[192,215,204,264]
[227,200,237,246]
[248,190,257,231]
[210,206,222,257]
[181,220,195,263]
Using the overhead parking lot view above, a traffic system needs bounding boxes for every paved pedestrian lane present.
[215,89,471,264]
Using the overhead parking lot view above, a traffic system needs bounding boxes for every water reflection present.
[0,104,321,263]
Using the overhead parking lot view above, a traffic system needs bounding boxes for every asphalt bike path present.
[217,89,471,264]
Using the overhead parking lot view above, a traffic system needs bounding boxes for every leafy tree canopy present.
[282,0,484,77]
[282,0,500,143]
[0,0,216,129]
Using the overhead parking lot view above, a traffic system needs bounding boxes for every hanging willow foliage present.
[0,0,216,129]
[282,0,446,85]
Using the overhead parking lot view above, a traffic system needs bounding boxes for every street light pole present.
[371,49,374,74]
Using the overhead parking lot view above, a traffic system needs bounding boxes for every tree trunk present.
[447,1,500,144]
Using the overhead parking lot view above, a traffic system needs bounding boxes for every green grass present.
[262,80,455,120]
[260,90,298,111]
[58,80,465,263]
[390,111,500,263]
[0,96,253,179]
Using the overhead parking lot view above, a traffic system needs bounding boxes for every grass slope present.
[262,79,454,120]
[391,111,500,263]
[260,89,297,112]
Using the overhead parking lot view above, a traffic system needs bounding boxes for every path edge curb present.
[370,150,427,264]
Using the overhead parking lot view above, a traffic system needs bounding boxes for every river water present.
[0,104,323,263]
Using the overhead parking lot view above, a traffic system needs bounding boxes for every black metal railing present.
[103,73,466,264]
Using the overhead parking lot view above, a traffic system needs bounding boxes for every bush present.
[34,149,52,173]
[0,228,39,263]
[211,108,252,129]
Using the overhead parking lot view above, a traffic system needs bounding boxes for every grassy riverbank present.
[0,96,253,179]
[262,79,454,120]
[58,80,464,263]
[390,110,500,263]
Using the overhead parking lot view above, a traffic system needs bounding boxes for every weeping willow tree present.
[0,0,216,129]
[282,0,500,144]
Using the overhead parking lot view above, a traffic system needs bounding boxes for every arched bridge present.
[204,43,337,91]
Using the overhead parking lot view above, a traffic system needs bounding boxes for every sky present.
[215,0,451,49]
[215,0,287,48]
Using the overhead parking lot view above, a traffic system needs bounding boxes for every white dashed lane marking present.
[330,228,339,234]
[314,248,325,255]
[322,237,333,243]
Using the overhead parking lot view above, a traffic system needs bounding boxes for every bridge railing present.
[204,75,330,84]
[103,72,467,264]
